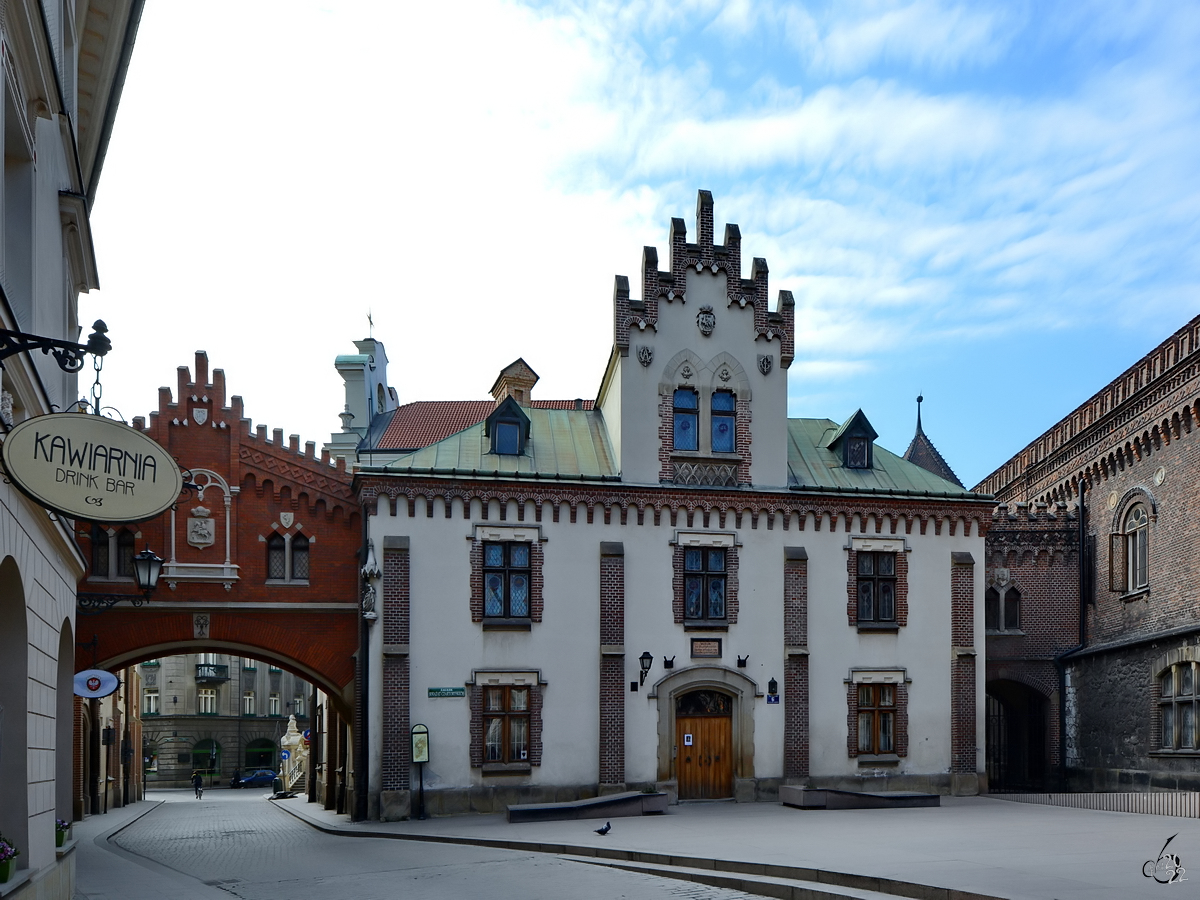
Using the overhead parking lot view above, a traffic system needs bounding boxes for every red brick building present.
[75,352,362,811]
[976,315,1200,792]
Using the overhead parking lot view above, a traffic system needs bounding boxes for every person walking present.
[192,770,203,799]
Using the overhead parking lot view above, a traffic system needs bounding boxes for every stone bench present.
[507,791,668,823]
[779,785,940,810]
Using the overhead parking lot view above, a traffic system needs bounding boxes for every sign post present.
[411,723,429,820]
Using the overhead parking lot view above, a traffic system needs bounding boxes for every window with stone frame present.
[143,689,159,716]
[291,533,310,580]
[88,525,138,579]
[857,552,896,624]
[846,671,908,759]
[268,692,281,717]
[1111,502,1149,593]
[846,540,908,629]
[857,683,895,754]
[985,584,1021,632]
[470,675,543,771]
[242,690,256,717]
[684,547,727,621]
[483,542,531,618]
[470,529,544,625]
[1160,662,1200,751]
[267,534,286,579]
[116,529,136,576]
[673,534,739,627]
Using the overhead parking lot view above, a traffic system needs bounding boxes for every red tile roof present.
[378,399,594,451]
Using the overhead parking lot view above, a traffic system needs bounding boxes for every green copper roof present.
[363,408,618,480]
[788,418,976,497]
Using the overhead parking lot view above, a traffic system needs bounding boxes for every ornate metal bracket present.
[0,320,110,373]
[77,591,148,614]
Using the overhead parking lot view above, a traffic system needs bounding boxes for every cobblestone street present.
[77,790,758,900]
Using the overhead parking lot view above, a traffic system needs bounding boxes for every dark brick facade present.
[599,544,625,785]
[381,543,410,792]
[977,314,1200,791]
[783,549,808,779]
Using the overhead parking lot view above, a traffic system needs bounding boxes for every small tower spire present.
[915,393,924,435]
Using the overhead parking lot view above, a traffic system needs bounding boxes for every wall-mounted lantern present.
[638,651,654,686]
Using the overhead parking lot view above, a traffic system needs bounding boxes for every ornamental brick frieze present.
[239,447,354,503]
[356,478,992,537]
[986,528,1078,548]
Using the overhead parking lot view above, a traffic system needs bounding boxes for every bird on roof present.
[594,821,611,836]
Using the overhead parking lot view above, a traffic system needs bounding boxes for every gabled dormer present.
[484,396,531,456]
[826,409,878,470]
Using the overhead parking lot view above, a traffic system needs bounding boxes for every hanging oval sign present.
[1,413,183,523]
[74,668,119,698]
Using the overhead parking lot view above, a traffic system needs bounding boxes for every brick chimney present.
[490,358,539,406]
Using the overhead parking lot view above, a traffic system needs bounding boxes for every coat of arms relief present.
[188,506,215,548]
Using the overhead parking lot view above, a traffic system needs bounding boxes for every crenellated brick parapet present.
[976,315,1200,503]
[614,191,795,368]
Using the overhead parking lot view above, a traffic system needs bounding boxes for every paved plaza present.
[72,788,1200,899]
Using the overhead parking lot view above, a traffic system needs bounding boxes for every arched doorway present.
[245,738,276,769]
[0,558,28,855]
[986,680,1049,792]
[675,689,733,799]
[651,665,759,801]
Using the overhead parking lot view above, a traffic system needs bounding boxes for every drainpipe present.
[1053,478,1088,790]
[354,506,370,822]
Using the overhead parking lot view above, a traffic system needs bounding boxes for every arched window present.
[116,529,136,577]
[291,534,310,580]
[90,525,109,576]
[985,585,1021,632]
[711,391,736,452]
[267,534,286,580]
[1125,504,1149,591]
[673,389,698,450]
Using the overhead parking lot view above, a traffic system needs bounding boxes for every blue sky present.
[86,1,1200,489]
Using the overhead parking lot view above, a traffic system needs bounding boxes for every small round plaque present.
[1107,491,1118,509]
[1155,465,1166,486]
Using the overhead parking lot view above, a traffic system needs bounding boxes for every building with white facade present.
[336,193,993,820]
[0,1,143,895]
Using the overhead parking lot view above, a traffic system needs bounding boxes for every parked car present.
[238,769,277,788]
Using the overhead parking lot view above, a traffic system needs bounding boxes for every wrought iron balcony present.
[195,663,229,683]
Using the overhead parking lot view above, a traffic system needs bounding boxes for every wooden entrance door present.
[675,690,734,799]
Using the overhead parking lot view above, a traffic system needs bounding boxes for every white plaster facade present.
[340,194,990,819]
[0,2,143,895]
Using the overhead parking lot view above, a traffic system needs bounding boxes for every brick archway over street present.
[75,352,361,716]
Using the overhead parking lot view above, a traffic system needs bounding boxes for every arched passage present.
[56,620,74,823]
[986,679,1049,792]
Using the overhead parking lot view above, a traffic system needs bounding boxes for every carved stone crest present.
[718,367,732,382]
[193,613,210,639]
[280,512,295,529]
[680,364,694,382]
[188,506,215,548]
[757,354,773,376]
[193,408,208,425]
[636,345,653,367]
[696,305,715,336]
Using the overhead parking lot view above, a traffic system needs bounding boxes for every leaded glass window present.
[291,534,310,580]
[673,389,698,451]
[711,391,736,452]
[483,542,532,618]
[267,534,286,579]
[116,529,136,577]
[857,552,896,623]
[91,525,110,577]
[684,547,726,620]
[1125,504,1149,591]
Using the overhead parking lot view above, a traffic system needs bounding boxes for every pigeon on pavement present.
[594,821,611,836]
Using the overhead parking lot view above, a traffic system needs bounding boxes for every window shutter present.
[1109,532,1127,592]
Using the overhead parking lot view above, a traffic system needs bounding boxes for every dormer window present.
[485,396,531,456]
[826,409,879,471]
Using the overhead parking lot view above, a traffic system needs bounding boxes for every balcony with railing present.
[195,663,229,683]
